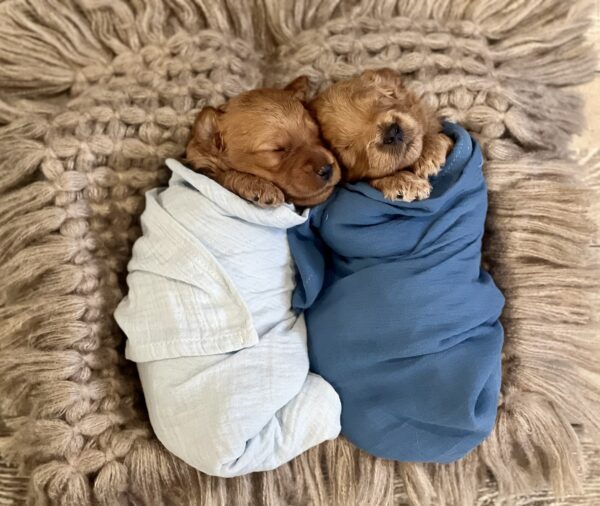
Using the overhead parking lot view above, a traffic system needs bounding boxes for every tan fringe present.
[0,457,26,506]
[479,158,600,497]
[0,0,598,505]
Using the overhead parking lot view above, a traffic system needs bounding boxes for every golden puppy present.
[310,69,452,201]
[186,77,340,208]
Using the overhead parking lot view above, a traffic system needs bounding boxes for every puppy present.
[310,68,452,201]
[288,71,504,464]
[186,76,340,208]
[288,120,504,464]
[115,79,343,477]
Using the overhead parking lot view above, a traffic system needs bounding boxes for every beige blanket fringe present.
[0,0,598,504]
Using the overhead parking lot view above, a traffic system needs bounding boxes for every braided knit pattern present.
[0,0,598,504]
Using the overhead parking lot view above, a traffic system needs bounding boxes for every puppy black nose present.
[318,163,333,180]
[383,122,403,145]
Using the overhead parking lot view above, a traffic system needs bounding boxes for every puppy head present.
[186,77,340,207]
[310,68,439,181]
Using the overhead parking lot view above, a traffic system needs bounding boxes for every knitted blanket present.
[290,123,505,464]
[0,1,598,505]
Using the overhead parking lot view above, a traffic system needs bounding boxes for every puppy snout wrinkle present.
[383,122,403,145]
[318,164,333,180]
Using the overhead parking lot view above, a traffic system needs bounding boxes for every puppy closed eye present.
[335,145,351,153]
[256,145,288,153]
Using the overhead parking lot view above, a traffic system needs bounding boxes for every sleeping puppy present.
[310,68,452,201]
[115,79,342,477]
[186,76,340,207]
[288,69,504,463]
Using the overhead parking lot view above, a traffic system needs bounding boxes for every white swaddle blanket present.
[114,159,341,477]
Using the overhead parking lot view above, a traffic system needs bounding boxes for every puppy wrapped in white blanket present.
[114,159,341,477]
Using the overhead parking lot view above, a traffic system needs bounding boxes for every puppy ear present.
[191,106,224,151]
[284,76,310,101]
[360,68,405,89]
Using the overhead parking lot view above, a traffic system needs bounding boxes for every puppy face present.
[310,69,437,181]
[186,77,340,207]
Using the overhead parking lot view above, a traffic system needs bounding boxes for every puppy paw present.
[221,170,285,207]
[244,181,285,208]
[413,133,453,179]
[371,171,432,202]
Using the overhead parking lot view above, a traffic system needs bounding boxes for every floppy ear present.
[284,76,310,101]
[360,68,405,92]
[191,106,224,151]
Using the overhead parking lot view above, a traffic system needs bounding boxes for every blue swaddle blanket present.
[288,123,505,463]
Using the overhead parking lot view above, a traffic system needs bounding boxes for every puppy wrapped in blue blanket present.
[289,123,505,463]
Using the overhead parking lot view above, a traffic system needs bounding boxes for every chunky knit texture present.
[0,0,598,505]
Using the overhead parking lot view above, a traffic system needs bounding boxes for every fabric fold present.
[115,159,341,476]
[289,123,505,463]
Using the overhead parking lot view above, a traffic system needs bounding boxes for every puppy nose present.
[318,163,333,180]
[383,122,403,145]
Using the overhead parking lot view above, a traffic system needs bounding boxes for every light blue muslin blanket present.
[289,123,505,463]
[115,159,341,477]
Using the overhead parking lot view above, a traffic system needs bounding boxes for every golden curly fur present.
[310,69,453,201]
[186,77,340,207]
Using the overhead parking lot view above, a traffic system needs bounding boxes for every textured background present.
[0,0,598,504]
